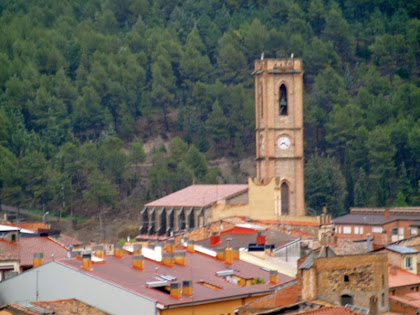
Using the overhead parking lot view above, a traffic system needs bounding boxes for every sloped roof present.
[2,299,109,315]
[51,234,83,248]
[145,184,248,208]
[0,237,68,266]
[32,299,110,314]
[196,229,298,250]
[390,292,420,309]
[302,306,366,314]
[58,250,294,308]
[385,244,418,254]
[388,265,420,288]
[299,247,337,270]
[333,213,420,225]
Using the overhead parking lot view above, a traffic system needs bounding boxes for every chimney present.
[170,282,181,299]
[369,295,378,315]
[269,270,278,284]
[367,234,372,252]
[166,239,175,253]
[210,232,221,247]
[114,244,125,258]
[174,251,186,266]
[187,240,195,253]
[215,248,225,261]
[225,238,233,265]
[384,209,391,220]
[155,241,164,253]
[162,252,174,267]
[182,280,193,296]
[390,265,397,275]
[133,244,142,255]
[132,254,145,270]
[233,247,240,260]
[33,253,44,267]
[256,232,266,244]
[93,245,104,259]
[82,253,92,270]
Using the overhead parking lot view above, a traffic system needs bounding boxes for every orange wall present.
[161,295,263,315]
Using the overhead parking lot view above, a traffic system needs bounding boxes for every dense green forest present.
[0,0,419,220]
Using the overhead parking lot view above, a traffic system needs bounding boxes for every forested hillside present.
[0,0,419,220]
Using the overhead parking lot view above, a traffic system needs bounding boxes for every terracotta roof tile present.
[32,299,110,314]
[51,234,83,247]
[58,250,294,308]
[388,264,420,288]
[145,184,248,208]
[0,237,68,266]
[301,306,365,314]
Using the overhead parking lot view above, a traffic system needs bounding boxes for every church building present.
[140,58,329,237]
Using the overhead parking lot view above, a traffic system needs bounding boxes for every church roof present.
[145,184,248,208]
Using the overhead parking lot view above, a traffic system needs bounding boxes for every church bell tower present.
[253,58,305,217]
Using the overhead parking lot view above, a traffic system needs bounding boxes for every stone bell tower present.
[253,58,305,217]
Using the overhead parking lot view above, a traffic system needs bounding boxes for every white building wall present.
[0,261,156,315]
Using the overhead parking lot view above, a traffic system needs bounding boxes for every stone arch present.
[140,208,148,234]
[159,208,167,236]
[178,208,186,231]
[340,294,353,306]
[279,83,288,116]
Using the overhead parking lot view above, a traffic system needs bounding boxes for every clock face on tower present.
[277,136,291,150]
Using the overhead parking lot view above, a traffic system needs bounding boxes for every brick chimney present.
[114,244,125,258]
[269,270,278,284]
[82,253,92,271]
[233,247,240,260]
[182,280,193,296]
[162,252,174,267]
[390,265,397,275]
[166,239,175,253]
[225,238,233,265]
[369,295,378,315]
[33,253,44,267]
[133,244,142,255]
[210,232,221,247]
[93,245,104,259]
[174,251,186,266]
[256,232,266,244]
[215,248,225,261]
[187,240,195,253]
[384,209,391,220]
[132,254,144,270]
[170,282,181,299]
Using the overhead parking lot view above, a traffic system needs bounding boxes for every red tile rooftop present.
[301,306,365,314]
[32,299,110,315]
[0,237,68,266]
[58,250,294,308]
[388,264,420,288]
[390,292,420,308]
[145,184,248,208]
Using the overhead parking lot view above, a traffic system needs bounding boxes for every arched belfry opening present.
[281,182,289,215]
[279,84,288,115]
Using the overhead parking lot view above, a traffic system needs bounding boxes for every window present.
[391,228,398,235]
[344,275,349,282]
[338,226,342,234]
[281,182,289,215]
[372,227,383,233]
[354,226,359,234]
[279,85,288,115]
[381,292,385,307]
[411,228,418,236]
[406,257,412,269]
[359,226,364,234]
[343,226,352,234]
